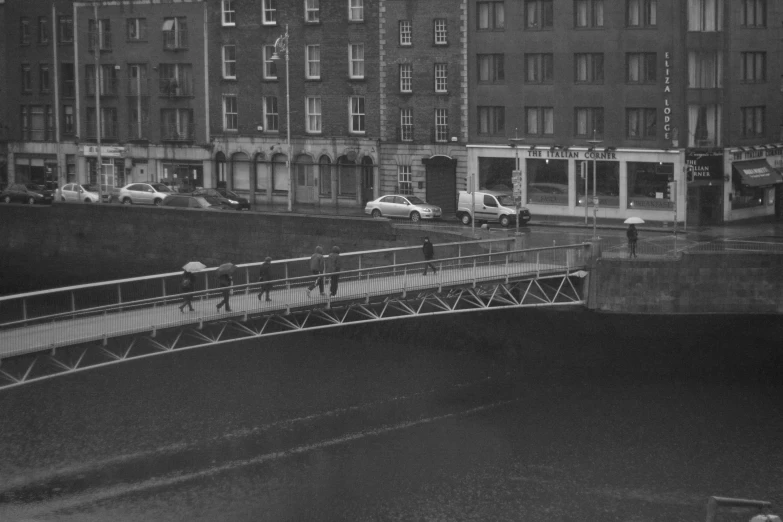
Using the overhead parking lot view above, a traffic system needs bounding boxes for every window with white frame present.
[263,45,278,79]
[400,108,413,141]
[525,106,554,135]
[688,104,721,146]
[741,106,764,137]
[741,0,765,27]
[435,108,448,142]
[305,0,320,23]
[350,96,365,133]
[306,45,321,79]
[222,0,236,26]
[398,165,413,195]
[223,45,236,79]
[399,20,412,45]
[399,63,412,92]
[434,63,447,92]
[434,19,447,44]
[687,51,722,88]
[263,0,277,25]
[223,95,238,131]
[741,52,765,82]
[306,96,322,133]
[627,0,656,27]
[349,0,364,21]
[687,0,723,32]
[349,44,365,78]
[264,96,279,132]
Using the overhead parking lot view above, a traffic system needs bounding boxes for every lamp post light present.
[508,127,524,236]
[272,25,292,212]
[587,130,603,240]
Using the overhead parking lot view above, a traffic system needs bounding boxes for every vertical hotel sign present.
[663,51,674,142]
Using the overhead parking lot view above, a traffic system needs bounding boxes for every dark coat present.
[180,271,196,292]
[626,226,638,242]
[327,252,341,273]
[422,240,434,260]
[258,262,272,282]
[218,273,232,287]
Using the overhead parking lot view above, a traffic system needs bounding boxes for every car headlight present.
[228,199,238,204]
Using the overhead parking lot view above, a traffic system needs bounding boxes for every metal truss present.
[0,272,585,390]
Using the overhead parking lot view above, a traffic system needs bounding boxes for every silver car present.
[118,183,172,206]
[364,195,442,223]
[59,183,100,203]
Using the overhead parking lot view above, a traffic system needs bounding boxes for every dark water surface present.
[1,310,782,522]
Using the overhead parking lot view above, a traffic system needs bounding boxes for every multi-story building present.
[468,0,783,225]
[0,0,7,186]
[378,0,468,216]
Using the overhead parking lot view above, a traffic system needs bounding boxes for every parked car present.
[1,183,55,205]
[188,188,250,211]
[364,195,442,222]
[59,183,101,203]
[456,190,531,227]
[160,195,227,211]
[118,183,172,205]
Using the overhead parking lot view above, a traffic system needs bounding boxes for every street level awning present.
[733,159,783,187]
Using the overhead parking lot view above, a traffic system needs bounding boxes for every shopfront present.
[14,154,58,187]
[729,152,783,221]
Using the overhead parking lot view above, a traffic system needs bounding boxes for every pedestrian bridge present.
[0,238,592,389]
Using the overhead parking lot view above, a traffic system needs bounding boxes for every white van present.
[456,190,532,227]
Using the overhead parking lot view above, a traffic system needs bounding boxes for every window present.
[741,0,765,27]
[525,107,554,135]
[263,0,277,25]
[223,95,238,131]
[349,44,365,78]
[88,19,112,50]
[306,97,322,133]
[626,53,656,83]
[477,2,505,30]
[626,108,657,138]
[28,105,46,140]
[66,155,76,182]
[160,108,193,141]
[477,106,505,135]
[741,106,764,138]
[349,0,364,22]
[38,16,49,44]
[264,45,278,79]
[435,108,448,142]
[222,0,236,26]
[127,64,148,96]
[158,63,193,96]
[306,0,320,23]
[575,107,604,137]
[575,0,604,28]
[264,96,279,132]
[525,0,554,29]
[319,155,331,196]
[61,63,75,97]
[741,52,765,82]
[21,106,28,139]
[306,45,321,79]
[127,18,147,41]
[525,53,553,83]
[223,45,237,79]
[398,165,413,195]
[337,156,356,197]
[400,108,413,141]
[40,64,50,93]
[21,17,31,45]
[399,20,412,45]
[21,64,32,93]
[162,17,187,49]
[687,0,723,32]
[350,96,365,133]
[687,104,721,146]
[434,19,447,44]
[434,63,447,92]
[575,53,604,83]
[86,107,118,139]
[688,51,722,88]
[399,63,412,92]
[627,0,657,27]
[58,15,73,43]
[128,93,149,139]
[478,54,504,82]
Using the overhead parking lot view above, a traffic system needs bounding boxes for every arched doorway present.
[271,153,289,196]
[361,156,374,204]
[231,152,250,191]
[295,154,316,203]
[423,155,457,216]
[337,155,357,199]
[215,152,227,189]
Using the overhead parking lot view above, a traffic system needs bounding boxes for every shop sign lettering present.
[686,153,724,181]
[663,51,673,140]
[527,150,617,160]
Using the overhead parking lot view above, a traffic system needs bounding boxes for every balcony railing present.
[85,120,118,140]
[160,123,195,141]
[158,79,193,97]
[127,121,150,140]
[162,29,188,50]
[88,30,112,51]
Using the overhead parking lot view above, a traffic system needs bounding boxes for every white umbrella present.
[182,261,207,273]
[624,217,645,224]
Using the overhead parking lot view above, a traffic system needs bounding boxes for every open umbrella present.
[182,261,207,273]
[217,262,237,276]
[624,217,645,225]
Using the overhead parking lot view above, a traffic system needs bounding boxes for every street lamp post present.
[508,128,524,236]
[587,130,602,240]
[272,25,292,212]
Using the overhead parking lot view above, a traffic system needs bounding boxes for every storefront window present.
[162,163,201,192]
[627,162,674,211]
[731,185,764,209]
[576,160,619,207]
[526,158,568,204]
[478,157,514,191]
[231,152,250,191]
[337,156,356,197]
[255,154,268,193]
[272,153,289,193]
[319,155,332,197]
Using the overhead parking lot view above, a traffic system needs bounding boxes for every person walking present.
[422,236,438,275]
[627,224,638,258]
[257,257,273,302]
[178,269,196,313]
[326,246,342,297]
[306,246,325,298]
[216,272,233,312]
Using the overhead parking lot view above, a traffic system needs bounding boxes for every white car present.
[118,183,172,206]
[59,183,101,203]
[364,195,442,222]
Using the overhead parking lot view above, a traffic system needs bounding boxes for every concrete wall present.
[590,254,783,314]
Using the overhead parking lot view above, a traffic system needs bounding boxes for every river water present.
[1,309,782,522]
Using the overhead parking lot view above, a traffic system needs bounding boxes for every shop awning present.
[733,160,783,187]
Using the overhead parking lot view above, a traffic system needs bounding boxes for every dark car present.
[1,183,55,205]
[190,188,250,211]
[160,194,228,211]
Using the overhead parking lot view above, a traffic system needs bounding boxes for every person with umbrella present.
[216,263,235,312]
[627,223,639,258]
[257,257,273,302]
[178,269,197,313]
